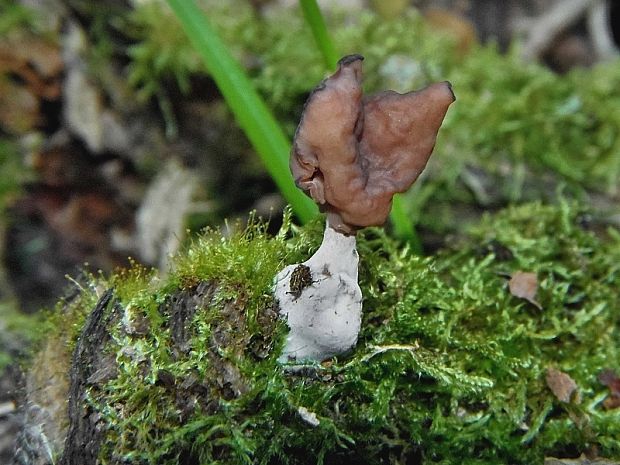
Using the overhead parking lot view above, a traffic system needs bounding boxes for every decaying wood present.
[14,279,272,464]
[59,289,118,465]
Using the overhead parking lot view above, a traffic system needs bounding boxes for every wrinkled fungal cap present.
[291,54,455,234]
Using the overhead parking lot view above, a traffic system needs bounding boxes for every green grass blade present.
[390,195,420,251]
[165,0,317,223]
[299,0,338,69]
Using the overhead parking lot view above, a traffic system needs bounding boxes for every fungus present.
[275,55,454,362]
[291,54,455,234]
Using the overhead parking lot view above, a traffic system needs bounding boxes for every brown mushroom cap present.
[291,54,455,234]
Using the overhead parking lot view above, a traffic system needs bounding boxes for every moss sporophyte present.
[275,55,454,362]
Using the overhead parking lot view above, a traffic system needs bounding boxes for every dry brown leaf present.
[424,8,478,54]
[546,367,580,404]
[0,78,40,133]
[509,271,542,309]
[0,35,63,79]
[0,42,62,99]
[0,34,62,134]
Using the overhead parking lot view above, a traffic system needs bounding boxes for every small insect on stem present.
[288,264,314,300]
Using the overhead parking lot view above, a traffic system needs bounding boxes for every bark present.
[14,279,268,464]
[59,289,118,465]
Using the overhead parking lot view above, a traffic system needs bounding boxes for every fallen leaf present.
[0,34,63,98]
[546,367,580,403]
[0,34,63,133]
[0,78,40,133]
[598,369,620,409]
[424,8,478,54]
[509,271,542,309]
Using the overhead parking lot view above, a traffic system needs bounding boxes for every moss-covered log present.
[15,203,620,464]
[60,290,118,465]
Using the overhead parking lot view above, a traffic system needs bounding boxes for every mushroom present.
[291,54,455,234]
[275,55,454,362]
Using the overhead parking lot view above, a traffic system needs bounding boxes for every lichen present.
[39,202,620,464]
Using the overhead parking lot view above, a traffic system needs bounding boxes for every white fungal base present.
[274,222,363,362]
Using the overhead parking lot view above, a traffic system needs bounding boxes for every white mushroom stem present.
[274,221,363,363]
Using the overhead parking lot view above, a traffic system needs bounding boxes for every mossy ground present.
[49,203,620,465]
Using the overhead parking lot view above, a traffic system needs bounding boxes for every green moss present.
[0,301,40,375]
[425,46,620,215]
[124,1,204,102]
[0,0,35,37]
[0,138,30,212]
[0,140,37,374]
[44,202,620,464]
